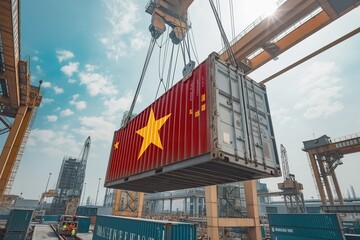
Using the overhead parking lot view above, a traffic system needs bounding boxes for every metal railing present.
[332,132,360,143]
[219,0,289,55]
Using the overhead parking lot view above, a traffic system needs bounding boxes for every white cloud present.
[32,56,39,61]
[47,115,58,122]
[28,129,81,157]
[42,98,54,104]
[61,62,79,77]
[53,86,64,94]
[101,0,142,60]
[68,79,76,83]
[75,116,117,142]
[131,32,147,50]
[271,108,293,124]
[36,65,42,74]
[70,94,87,110]
[295,61,343,119]
[60,108,74,117]
[42,81,52,88]
[103,91,141,116]
[78,72,118,96]
[85,64,97,72]
[56,50,75,62]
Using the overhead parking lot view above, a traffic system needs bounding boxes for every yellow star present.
[136,108,171,159]
[114,141,119,149]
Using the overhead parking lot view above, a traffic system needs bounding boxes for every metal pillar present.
[0,106,30,197]
[309,153,327,205]
[112,189,144,217]
[205,185,220,240]
[244,180,261,240]
[330,170,344,204]
[317,156,334,205]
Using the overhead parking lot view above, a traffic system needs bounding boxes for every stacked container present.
[76,206,98,224]
[93,215,196,240]
[4,209,33,240]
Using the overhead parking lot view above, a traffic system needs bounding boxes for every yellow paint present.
[189,109,193,115]
[114,141,119,149]
[136,108,171,159]
[195,111,200,117]
[201,94,206,102]
[201,104,206,111]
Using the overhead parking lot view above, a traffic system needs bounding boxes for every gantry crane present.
[0,0,42,199]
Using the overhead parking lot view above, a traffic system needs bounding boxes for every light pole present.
[95,178,101,206]
[81,182,87,206]
[40,172,52,211]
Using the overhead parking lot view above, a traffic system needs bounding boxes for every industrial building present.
[50,137,91,215]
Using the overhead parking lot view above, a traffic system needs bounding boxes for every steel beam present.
[0,106,33,197]
[205,185,219,240]
[244,180,261,240]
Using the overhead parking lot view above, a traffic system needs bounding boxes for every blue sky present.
[5,0,360,205]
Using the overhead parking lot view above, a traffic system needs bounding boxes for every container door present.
[244,80,279,169]
[213,61,249,160]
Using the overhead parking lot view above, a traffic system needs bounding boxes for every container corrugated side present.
[268,214,346,240]
[77,216,91,233]
[76,206,98,216]
[4,231,27,240]
[105,53,280,192]
[5,209,33,232]
[93,215,196,240]
[42,215,59,222]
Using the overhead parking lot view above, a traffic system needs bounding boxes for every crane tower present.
[50,136,91,215]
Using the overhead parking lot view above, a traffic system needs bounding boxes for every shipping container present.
[77,216,91,233]
[105,53,281,192]
[268,214,346,240]
[5,209,33,232]
[0,214,8,220]
[4,231,28,240]
[76,206,98,216]
[42,215,60,222]
[93,215,196,240]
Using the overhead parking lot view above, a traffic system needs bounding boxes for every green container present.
[268,214,345,240]
[76,206,97,216]
[77,216,91,233]
[93,215,197,240]
[6,209,33,232]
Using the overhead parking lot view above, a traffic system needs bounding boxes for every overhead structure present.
[50,137,91,215]
[145,0,193,43]
[219,0,360,74]
[258,145,306,214]
[303,133,360,206]
[0,0,42,199]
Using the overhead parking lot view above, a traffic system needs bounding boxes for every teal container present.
[42,215,60,222]
[3,231,27,240]
[6,209,33,232]
[268,214,345,240]
[77,216,91,233]
[93,215,197,240]
[76,206,97,216]
[0,214,8,220]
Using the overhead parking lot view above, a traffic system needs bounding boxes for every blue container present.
[4,231,28,240]
[268,214,345,240]
[76,206,98,216]
[93,215,197,240]
[6,209,33,232]
[42,215,60,222]
[0,214,8,220]
[77,216,91,233]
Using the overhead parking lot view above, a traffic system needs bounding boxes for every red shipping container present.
[105,53,281,192]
